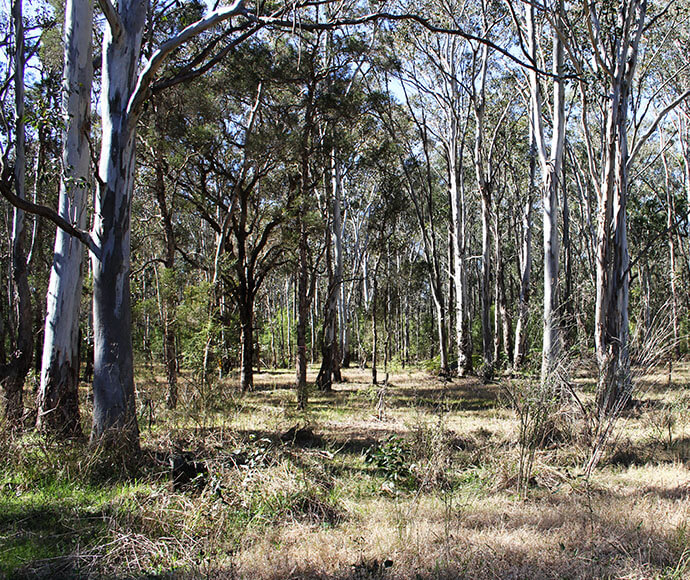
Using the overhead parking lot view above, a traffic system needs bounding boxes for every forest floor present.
[2,361,690,579]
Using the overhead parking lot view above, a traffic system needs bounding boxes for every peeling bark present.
[37,0,94,437]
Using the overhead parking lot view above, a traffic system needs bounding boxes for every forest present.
[1,0,690,577]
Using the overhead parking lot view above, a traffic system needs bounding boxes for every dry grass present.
[3,363,690,579]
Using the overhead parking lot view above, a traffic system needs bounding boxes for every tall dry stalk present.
[585,302,677,476]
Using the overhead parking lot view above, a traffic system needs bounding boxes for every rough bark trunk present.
[296,218,309,408]
[3,0,34,427]
[316,226,338,391]
[595,97,632,415]
[153,159,178,408]
[239,300,254,392]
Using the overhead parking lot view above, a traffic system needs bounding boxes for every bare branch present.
[0,167,98,257]
[252,11,577,80]
[628,89,690,168]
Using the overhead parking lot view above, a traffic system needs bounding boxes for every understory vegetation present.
[2,364,690,579]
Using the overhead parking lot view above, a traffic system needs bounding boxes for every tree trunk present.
[449,116,472,376]
[239,298,254,392]
[316,278,338,391]
[513,135,535,368]
[152,159,179,408]
[662,148,680,357]
[3,0,34,427]
[89,0,147,449]
[525,0,566,386]
[594,102,632,416]
[37,0,93,436]
[331,149,345,377]
[479,186,493,373]
[371,275,378,385]
[296,218,309,408]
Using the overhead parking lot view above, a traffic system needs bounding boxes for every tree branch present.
[628,89,690,168]
[96,0,123,40]
[128,0,247,119]
[253,11,577,80]
[0,170,98,257]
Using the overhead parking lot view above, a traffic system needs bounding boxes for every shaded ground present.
[2,364,690,579]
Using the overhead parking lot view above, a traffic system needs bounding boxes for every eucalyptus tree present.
[0,0,34,427]
[314,30,373,390]
[393,3,475,376]
[374,66,451,376]
[1,0,255,447]
[517,0,567,384]
[36,0,93,435]
[564,0,690,423]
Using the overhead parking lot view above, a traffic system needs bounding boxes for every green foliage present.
[364,435,413,486]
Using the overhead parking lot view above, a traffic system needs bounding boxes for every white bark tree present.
[89,0,248,447]
[524,0,566,386]
[36,0,94,437]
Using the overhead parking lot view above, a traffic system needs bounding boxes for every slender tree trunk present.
[37,0,94,436]
[296,217,309,408]
[152,159,179,408]
[449,117,472,376]
[3,0,34,427]
[331,149,345,376]
[472,39,493,375]
[493,207,501,366]
[371,275,378,385]
[286,277,292,365]
[526,0,566,386]
[479,186,493,373]
[662,148,680,357]
[562,157,574,350]
[513,135,535,368]
[239,297,254,392]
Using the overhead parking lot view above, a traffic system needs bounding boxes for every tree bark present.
[513,135,535,368]
[525,0,566,386]
[316,236,338,391]
[3,0,34,427]
[449,109,472,376]
[89,0,147,449]
[296,216,310,408]
[37,0,93,436]
[239,299,254,392]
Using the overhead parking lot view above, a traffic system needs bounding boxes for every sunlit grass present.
[2,362,690,577]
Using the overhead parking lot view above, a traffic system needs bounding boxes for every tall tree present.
[1,0,34,427]
[523,0,566,385]
[37,0,94,436]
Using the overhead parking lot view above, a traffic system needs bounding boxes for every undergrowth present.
[1,365,689,579]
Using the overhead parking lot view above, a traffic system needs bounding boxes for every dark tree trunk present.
[239,300,254,392]
[296,219,310,408]
[3,0,34,427]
